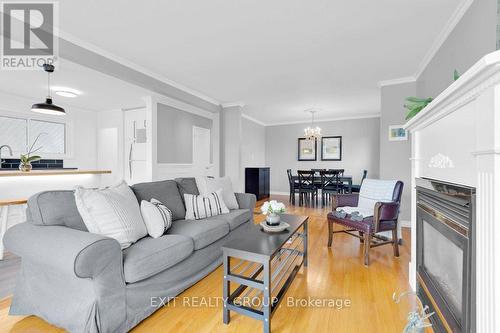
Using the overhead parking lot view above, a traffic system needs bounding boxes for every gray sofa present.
[3,177,256,333]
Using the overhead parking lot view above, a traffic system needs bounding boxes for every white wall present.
[265,117,380,193]
[97,109,124,186]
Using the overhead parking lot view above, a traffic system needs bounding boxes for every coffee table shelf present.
[222,215,308,333]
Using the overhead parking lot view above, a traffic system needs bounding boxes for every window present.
[0,115,66,155]
[29,120,66,154]
[0,116,27,152]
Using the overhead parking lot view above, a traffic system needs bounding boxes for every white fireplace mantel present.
[405,50,500,332]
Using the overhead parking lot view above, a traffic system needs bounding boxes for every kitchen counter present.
[0,169,111,177]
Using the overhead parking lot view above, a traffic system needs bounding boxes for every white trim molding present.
[266,113,380,127]
[241,113,266,126]
[221,101,245,108]
[413,0,474,79]
[378,76,416,87]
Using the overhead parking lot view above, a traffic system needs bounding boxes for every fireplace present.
[416,178,475,333]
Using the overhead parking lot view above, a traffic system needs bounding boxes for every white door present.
[124,109,148,184]
[192,126,212,176]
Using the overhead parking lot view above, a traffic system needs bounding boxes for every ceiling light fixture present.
[55,90,78,98]
[31,64,66,116]
[304,109,321,140]
[52,86,81,98]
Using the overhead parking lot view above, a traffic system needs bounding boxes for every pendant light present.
[304,109,321,140]
[31,64,66,115]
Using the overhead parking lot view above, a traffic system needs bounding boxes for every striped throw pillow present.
[140,198,173,238]
[184,189,229,220]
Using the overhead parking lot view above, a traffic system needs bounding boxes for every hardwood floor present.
[0,195,416,332]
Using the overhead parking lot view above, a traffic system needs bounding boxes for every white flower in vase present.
[261,200,286,226]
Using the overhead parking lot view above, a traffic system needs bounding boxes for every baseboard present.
[270,191,289,196]
[400,220,411,228]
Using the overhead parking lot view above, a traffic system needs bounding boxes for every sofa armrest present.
[235,192,256,211]
[332,193,359,210]
[4,222,123,279]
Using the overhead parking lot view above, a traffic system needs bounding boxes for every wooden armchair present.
[326,179,404,266]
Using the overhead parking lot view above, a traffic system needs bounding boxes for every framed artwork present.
[388,125,408,141]
[321,136,342,161]
[297,138,317,161]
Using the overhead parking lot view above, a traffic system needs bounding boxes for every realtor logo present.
[1,1,59,70]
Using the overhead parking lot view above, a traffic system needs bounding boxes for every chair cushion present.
[167,217,229,250]
[327,212,396,234]
[220,209,251,230]
[132,180,186,221]
[123,234,194,283]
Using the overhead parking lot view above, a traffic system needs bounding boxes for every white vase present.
[266,213,281,226]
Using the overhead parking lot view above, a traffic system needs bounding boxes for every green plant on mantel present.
[404,97,433,120]
[404,70,462,120]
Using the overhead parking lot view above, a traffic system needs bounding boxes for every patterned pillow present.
[140,198,173,238]
[184,189,229,220]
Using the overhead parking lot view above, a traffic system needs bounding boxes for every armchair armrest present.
[373,201,400,232]
[235,192,256,211]
[332,193,359,210]
[4,222,123,279]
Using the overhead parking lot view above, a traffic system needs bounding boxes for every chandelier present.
[304,109,321,140]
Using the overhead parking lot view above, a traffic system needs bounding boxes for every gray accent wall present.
[380,82,416,222]
[265,117,380,193]
[417,0,497,98]
[156,103,213,163]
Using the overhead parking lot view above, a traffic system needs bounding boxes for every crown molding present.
[265,113,380,127]
[413,0,474,79]
[57,30,221,107]
[241,113,266,126]
[378,76,416,87]
[221,101,245,108]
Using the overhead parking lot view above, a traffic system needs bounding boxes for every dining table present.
[291,175,353,193]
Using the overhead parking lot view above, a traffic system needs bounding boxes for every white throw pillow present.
[74,181,147,249]
[140,198,173,238]
[184,189,230,220]
[195,176,239,210]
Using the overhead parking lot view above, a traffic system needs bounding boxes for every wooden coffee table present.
[222,214,308,333]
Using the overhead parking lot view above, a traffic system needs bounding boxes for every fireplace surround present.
[416,178,475,333]
[405,51,500,331]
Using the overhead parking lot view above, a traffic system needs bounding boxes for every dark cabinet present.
[245,167,270,200]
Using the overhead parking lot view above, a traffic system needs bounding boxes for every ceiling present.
[4,0,464,123]
[0,58,149,112]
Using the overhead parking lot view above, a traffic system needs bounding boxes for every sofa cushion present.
[167,217,229,250]
[220,209,252,230]
[174,177,199,197]
[131,180,186,221]
[27,190,88,231]
[123,234,194,283]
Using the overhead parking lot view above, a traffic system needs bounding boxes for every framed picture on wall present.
[388,125,408,141]
[321,136,342,161]
[297,138,317,161]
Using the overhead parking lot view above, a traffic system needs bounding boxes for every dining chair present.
[351,170,367,193]
[297,170,317,206]
[287,169,300,204]
[320,170,343,205]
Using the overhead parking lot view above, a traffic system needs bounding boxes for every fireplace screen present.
[423,219,463,320]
